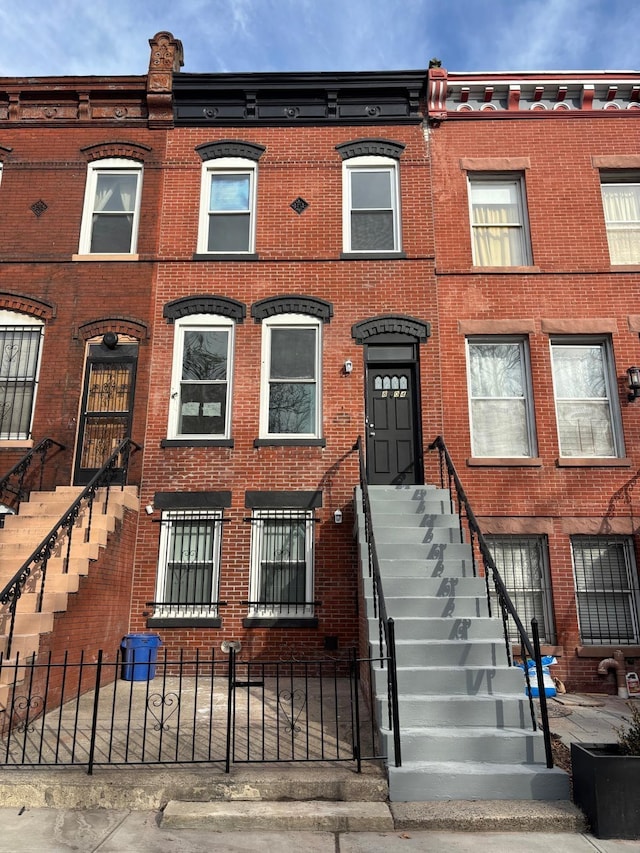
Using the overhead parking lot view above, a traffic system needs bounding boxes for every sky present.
[0,0,638,78]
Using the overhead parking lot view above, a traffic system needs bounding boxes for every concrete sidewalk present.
[0,807,634,853]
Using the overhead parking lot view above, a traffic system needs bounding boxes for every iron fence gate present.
[0,647,389,774]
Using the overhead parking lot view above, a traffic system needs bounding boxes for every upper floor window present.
[197,158,257,254]
[601,178,640,264]
[0,312,44,440]
[468,176,531,266]
[168,314,234,440]
[343,156,400,253]
[466,337,536,457]
[260,315,321,439]
[550,337,622,458]
[572,536,640,645]
[78,159,142,254]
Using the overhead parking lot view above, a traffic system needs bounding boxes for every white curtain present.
[552,345,615,457]
[602,184,640,264]
[471,182,526,266]
[469,342,531,457]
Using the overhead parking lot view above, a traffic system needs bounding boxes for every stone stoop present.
[0,486,139,708]
[355,484,570,802]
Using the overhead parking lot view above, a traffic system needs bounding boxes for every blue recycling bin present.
[120,633,162,681]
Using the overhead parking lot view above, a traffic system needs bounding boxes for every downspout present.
[597,648,629,698]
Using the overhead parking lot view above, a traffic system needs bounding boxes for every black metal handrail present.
[429,435,553,768]
[353,435,402,768]
[0,438,141,660]
[0,438,66,513]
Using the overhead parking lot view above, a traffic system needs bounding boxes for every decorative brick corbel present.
[427,66,448,122]
[146,31,184,129]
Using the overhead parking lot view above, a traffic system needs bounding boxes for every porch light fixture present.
[627,366,640,401]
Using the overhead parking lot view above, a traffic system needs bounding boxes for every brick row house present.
[0,32,638,711]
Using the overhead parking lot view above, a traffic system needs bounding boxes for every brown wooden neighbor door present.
[365,361,422,485]
[74,341,137,485]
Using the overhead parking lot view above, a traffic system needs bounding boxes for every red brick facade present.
[1,37,639,693]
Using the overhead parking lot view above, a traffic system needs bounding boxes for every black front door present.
[74,342,137,485]
[366,364,421,485]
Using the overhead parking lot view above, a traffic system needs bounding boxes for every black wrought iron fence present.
[0,646,387,774]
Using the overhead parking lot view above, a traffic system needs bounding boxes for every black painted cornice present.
[173,70,426,126]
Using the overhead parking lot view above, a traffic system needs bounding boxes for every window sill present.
[340,251,406,260]
[556,457,631,468]
[608,264,640,271]
[0,439,34,449]
[467,457,542,467]
[242,617,318,629]
[161,438,234,448]
[470,265,540,273]
[147,617,222,628]
[576,645,640,658]
[72,253,139,261]
[192,253,259,261]
[254,438,326,447]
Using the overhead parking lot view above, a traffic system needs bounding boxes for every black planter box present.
[571,742,640,839]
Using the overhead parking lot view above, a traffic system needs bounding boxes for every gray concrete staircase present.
[0,486,139,709]
[355,484,569,802]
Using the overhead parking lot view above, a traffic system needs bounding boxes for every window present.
[154,510,222,619]
[486,536,554,643]
[168,315,233,440]
[197,158,256,254]
[249,510,314,617]
[601,179,640,264]
[466,338,536,457]
[260,315,321,438]
[0,311,44,440]
[571,536,640,644]
[550,338,622,458]
[78,159,142,254]
[343,156,400,253]
[468,176,531,266]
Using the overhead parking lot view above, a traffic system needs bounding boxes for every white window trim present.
[467,174,532,267]
[342,155,401,254]
[0,310,44,441]
[571,536,640,645]
[259,314,322,439]
[466,336,537,458]
[248,509,315,618]
[154,509,223,619]
[78,158,143,255]
[197,157,257,254]
[168,314,234,440]
[550,336,623,459]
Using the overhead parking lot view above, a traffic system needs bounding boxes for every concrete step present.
[0,525,109,548]
[371,526,464,545]
[376,541,473,562]
[9,590,69,614]
[0,634,40,662]
[161,800,394,832]
[381,725,548,763]
[369,616,506,642]
[387,693,533,728]
[0,541,101,561]
[366,576,487,597]
[388,760,570,802]
[11,610,55,635]
[376,557,475,577]
[393,639,509,667]
[372,595,488,619]
[374,663,525,695]
[368,512,461,529]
